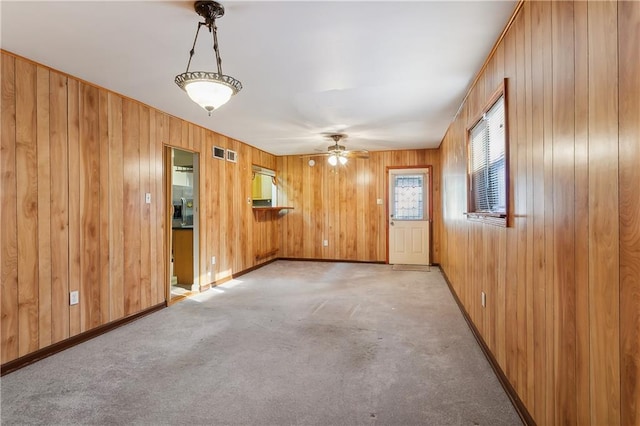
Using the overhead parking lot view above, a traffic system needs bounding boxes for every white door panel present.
[388,169,430,265]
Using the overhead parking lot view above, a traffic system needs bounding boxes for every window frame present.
[466,80,509,227]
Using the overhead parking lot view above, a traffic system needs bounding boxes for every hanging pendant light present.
[175,1,242,115]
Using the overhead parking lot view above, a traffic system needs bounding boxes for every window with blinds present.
[467,91,507,221]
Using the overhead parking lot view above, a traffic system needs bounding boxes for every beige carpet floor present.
[0,261,521,425]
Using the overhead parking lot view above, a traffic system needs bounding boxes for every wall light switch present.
[70,291,79,306]
[145,193,151,204]
[377,198,383,205]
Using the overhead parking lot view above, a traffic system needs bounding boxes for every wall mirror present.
[252,165,277,207]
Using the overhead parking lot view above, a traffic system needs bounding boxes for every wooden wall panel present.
[551,2,576,423]
[98,90,110,325]
[587,2,620,424]
[122,99,141,316]
[138,105,151,311]
[108,93,124,320]
[15,58,39,356]
[148,109,158,304]
[67,78,81,337]
[79,82,101,331]
[36,66,52,349]
[439,1,636,425]
[573,2,590,424]
[619,3,640,425]
[1,50,281,367]
[529,2,548,421]
[49,71,69,344]
[278,150,440,263]
[1,54,19,363]
[154,112,168,303]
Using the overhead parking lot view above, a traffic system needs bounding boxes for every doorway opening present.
[387,167,432,266]
[166,147,200,302]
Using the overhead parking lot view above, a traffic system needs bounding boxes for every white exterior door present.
[388,169,430,265]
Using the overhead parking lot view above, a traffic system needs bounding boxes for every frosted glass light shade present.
[339,156,348,165]
[175,71,242,115]
[328,155,338,166]
[184,80,233,112]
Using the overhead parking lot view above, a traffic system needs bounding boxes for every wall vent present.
[226,149,237,163]
[213,146,225,160]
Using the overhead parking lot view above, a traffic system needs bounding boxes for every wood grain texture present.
[529,2,546,421]
[618,2,640,425]
[2,4,638,421]
[98,89,110,325]
[154,112,168,303]
[122,99,141,316]
[79,82,101,331]
[551,2,576,423]
[15,58,39,356]
[278,150,440,262]
[438,1,635,424]
[108,93,124,320]
[148,110,158,302]
[36,66,52,349]
[67,77,81,337]
[573,1,590,424]
[139,105,151,309]
[49,71,69,344]
[588,2,620,424]
[1,53,19,363]
[1,51,279,366]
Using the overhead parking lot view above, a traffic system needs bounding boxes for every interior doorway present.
[166,147,200,302]
[388,167,431,265]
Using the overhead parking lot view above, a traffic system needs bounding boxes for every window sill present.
[465,212,508,227]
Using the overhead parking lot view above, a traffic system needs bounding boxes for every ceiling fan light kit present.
[301,133,369,166]
[175,1,242,115]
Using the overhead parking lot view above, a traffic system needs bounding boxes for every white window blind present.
[469,95,506,214]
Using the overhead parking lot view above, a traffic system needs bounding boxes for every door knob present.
[390,221,394,226]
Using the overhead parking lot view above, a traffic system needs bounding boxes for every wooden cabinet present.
[172,228,193,285]
[252,174,272,200]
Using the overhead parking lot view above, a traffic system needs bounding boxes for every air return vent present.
[213,146,225,160]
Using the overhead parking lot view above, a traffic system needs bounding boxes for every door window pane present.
[393,175,424,220]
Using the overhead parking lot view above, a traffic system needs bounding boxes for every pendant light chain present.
[211,21,223,75]
[185,22,205,73]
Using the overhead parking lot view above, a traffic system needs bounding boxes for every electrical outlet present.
[70,291,79,306]
[323,240,328,247]
[145,193,151,204]
[211,256,216,265]
[481,292,486,308]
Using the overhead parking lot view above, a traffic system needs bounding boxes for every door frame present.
[163,145,200,305]
[385,165,433,264]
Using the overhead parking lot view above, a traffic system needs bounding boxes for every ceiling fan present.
[301,134,370,166]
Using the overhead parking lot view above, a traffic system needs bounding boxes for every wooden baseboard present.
[440,268,536,426]
[278,257,386,265]
[1,302,166,376]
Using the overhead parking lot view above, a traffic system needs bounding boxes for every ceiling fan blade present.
[344,150,370,159]
[299,153,332,158]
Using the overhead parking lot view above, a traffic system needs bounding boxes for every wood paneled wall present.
[278,150,440,263]
[439,1,640,424]
[0,51,279,365]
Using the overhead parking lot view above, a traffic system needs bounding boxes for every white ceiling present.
[1,1,516,155]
